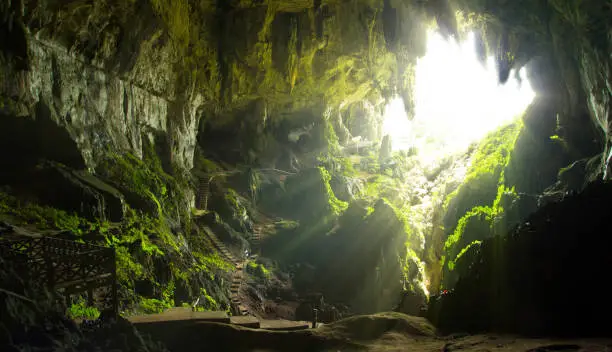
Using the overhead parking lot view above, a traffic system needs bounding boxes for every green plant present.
[67,298,100,320]
[0,191,86,234]
[199,288,219,310]
[247,261,271,279]
[138,297,172,314]
[193,252,233,280]
[443,121,522,226]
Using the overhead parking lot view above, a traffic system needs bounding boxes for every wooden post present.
[64,291,71,308]
[87,287,94,307]
[312,308,318,329]
[110,248,118,318]
[42,239,55,289]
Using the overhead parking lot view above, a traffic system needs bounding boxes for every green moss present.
[318,167,348,216]
[149,0,191,48]
[195,152,223,174]
[138,297,172,314]
[449,240,482,271]
[402,248,426,292]
[1,191,185,310]
[97,141,191,229]
[247,261,271,280]
[114,246,145,284]
[441,121,524,283]
[0,191,89,234]
[443,120,523,227]
[198,288,219,311]
[324,117,341,153]
[67,298,101,320]
[366,206,375,216]
[549,134,570,151]
[383,200,414,244]
[193,251,233,280]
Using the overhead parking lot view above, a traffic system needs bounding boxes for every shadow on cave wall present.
[196,102,328,171]
[0,102,85,185]
[0,103,124,222]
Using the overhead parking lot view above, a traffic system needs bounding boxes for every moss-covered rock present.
[430,180,612,337]
[271,166,347,223]
[442,121,523,233]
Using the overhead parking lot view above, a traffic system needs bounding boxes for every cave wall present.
[0,0,438,313]
[0,0,435,175]
[0,5,199,173]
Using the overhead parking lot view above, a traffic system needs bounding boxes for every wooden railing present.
[0,236,118,316]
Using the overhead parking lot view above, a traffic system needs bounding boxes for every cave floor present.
[128,312,612,352]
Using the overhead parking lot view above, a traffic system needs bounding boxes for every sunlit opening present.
[382,30,536,163]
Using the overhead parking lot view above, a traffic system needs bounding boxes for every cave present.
[2,0,612,351]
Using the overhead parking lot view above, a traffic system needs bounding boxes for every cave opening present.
[383,29,535,162]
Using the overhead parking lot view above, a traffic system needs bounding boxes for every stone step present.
[259,319,311,331]
[127,310,230,325]
[230,316,260,328]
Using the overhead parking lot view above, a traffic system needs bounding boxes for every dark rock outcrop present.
[430,180,612,337]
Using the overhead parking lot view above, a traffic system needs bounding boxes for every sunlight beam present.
[382,30,536,162]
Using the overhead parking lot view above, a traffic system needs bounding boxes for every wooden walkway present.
[0,235,118,315]
[127,307,310,331]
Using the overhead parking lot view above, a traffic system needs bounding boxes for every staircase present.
[197,176,211,211]
[251,224,262,257]
[201,227,249,316]
[230,263,249,316]
[250,212,278,257]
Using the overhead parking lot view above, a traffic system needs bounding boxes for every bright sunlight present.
[382,30,536,162]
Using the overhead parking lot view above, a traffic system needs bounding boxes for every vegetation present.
[138,298,172,314]
[247,261,271,280]
[441,121,523,288]
[319,167,349,216]
[96,141,191,228]
[443,121,523,231]
[0,142,232,313]
[67,298,101,320]
[0,191,92,234]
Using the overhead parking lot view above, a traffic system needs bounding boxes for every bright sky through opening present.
[382,30,536,162]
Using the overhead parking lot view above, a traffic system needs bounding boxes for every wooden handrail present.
[0,235,118,317]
